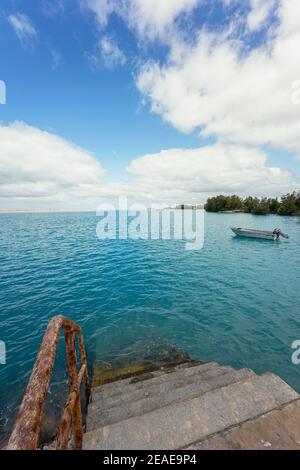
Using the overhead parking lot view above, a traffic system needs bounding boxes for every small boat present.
[231,227,289,240]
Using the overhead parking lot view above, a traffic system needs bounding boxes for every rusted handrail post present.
[77,331,90,404]
[56,389,78,450]
[7,315,90,450]
[65,331,83,450]
[56,364,87,450]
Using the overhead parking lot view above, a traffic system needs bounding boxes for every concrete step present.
[83,373,298,450]
[185,399,300,450]
[91,361,211,401]
[92,359,201,387]
[87,367,255,431]
[90,363,237,411]
[91,362,221,403]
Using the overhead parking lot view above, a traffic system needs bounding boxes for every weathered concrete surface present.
[87,368,255,431]
[91,362,218,402]
[92,357,200,388]
[83,372,298,450]
[90,364,236,411]
[186,400,300,450]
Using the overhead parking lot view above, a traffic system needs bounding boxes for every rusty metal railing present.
[7,315,90,450]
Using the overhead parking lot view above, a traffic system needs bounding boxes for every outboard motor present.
[273,228,289,239]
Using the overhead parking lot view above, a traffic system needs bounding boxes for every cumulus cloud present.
[121,144,298,204]
[0,122,106,206]
[136,0,300,158]
[0,123,297,208]
[3,2,300,208]
[8,13,37,47]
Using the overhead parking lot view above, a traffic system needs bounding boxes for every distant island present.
[0,209,96,215]
[0,209,59,214]
[204,191,300,216]
[2,192,300,216]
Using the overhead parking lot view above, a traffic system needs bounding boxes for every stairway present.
[83,361,300,450]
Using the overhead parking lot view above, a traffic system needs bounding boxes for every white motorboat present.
[231,227,289,240]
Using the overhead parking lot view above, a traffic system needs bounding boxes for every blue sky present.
[0,0,201,176]
[0,0,299,209]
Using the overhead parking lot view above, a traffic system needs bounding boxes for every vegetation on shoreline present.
[205,191,300,216]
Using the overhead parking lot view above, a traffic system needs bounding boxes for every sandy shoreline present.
[0,210,94,214]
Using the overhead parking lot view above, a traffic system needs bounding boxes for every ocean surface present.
[0,211,300,445]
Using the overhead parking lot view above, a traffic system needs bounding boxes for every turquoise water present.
[0,211,300,444]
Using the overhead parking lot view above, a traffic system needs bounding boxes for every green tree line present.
[205,191,300,215]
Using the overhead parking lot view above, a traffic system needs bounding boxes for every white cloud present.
[82,0,200,41]
[4,2,300,208]
[123,0,200,41]
[0,122,106,207]
[137,0,300,157]
[121,144,298,204]
[99,36,126,68]
[87,36,126,69]
[247,0,277,32]
[0,123,297,208]
[82,0,116,27]
[8,13,37,47]
[280,0,300,35]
